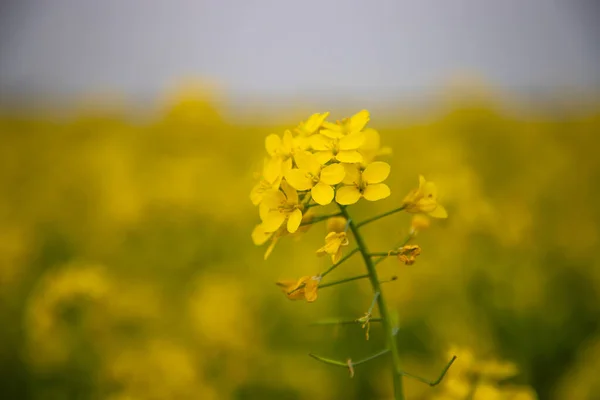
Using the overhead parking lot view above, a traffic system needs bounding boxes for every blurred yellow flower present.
[276,276,320,302]
[335,162,391,205]
[403,175,448,218]
[316,232,349,263]
[259,181,303,233]
[285,151,345,205]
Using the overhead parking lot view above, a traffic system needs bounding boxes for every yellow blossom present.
[252,212,314,259]
[320,110,370,139]
[316,232,349,263]
[309,131,366,164]
[403,175,448,218]
[284,151,345,205]
[275,276,320,302]
[250,158,284,205]
[259,181,304,233]
[359,128,392,165]
[335,162,391,205]
[294,112,330,136]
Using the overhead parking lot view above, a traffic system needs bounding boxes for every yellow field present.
[1,89,599,399]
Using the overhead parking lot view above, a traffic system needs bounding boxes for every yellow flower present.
[250,158,284,206]
[317,232,349,263]
[402,175,448,218]
[284,151,345,205]
[359,128,392,165]
[275,276,320,302]
[259,181,304,233]
[309,131,366,164]
[294,112,330,136]
[320,110,370,139]
[252,212,314,259]
[335,162,391,205]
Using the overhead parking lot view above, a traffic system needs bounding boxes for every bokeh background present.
[1,1,600,399]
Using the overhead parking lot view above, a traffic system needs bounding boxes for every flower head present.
[403,175,448,218]
[276,276,320,302]
[285,151,345,205]
[335,162,391,205]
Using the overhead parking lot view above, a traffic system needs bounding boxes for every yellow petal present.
[287,208,303,233]
[332,247,343,263]
[423,181,438,199]
[336,186,362,205]
[361,128,380,152]
[282,130,293,153]
[336,150,363,163]
[264,234,280,260]
[302,112,329,134]
[309,134,333,151]
[285,169,314,191]
[339,132,365,150]
[363,183,391,201]
[320,128,345,139]
[250,181,265,206]
[362,161,390,184]
[261,190,285,210]
[428,204,448,218]
[263,157,282,183]
[311,182,334,205]
[418,175,427,190]
[251,224,272,245]
[342,163,361,185]
[265,134,282,156]
[281,180,299,204]
[319,163,345,185]
[261,211,286,232]
[347,110,370,133]
[314,151,334,164]
[294,151,321,175]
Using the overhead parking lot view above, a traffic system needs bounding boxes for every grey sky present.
[1,0,599,104]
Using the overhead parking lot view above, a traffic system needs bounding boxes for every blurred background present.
[1,1,599,399]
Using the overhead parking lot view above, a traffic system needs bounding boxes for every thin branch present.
[355,205,406,228]
[309,349,391,368]
[399,356,457,387]
[318,274,370,289]
[320,248,359,278]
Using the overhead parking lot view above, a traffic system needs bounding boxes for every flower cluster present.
[251,111,391,259]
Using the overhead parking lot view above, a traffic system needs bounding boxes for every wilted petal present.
[362,161,390,184]
[311,182,334,205]
[363,183,391,201]
[336,186,362,205]
[319,163,345,185]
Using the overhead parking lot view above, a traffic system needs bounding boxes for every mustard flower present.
[276,276,320,302]
[320,109,370,139]
[396,245,421,265]
[335,162,391,205]
[317,232,349,263]
[359,128,392,165]
[310,132,366,164]
[259,181,303,233]
[284,151,345,205]
[250,158,284,205]
[294,112,330,136]
[403,175,448,218]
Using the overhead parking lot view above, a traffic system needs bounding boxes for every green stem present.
[339,204,405,400]
[355,205,406,228]
[309,348,391,368]
[318,274,369,289]
[400,355,457,387]
[320,248,359,278]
